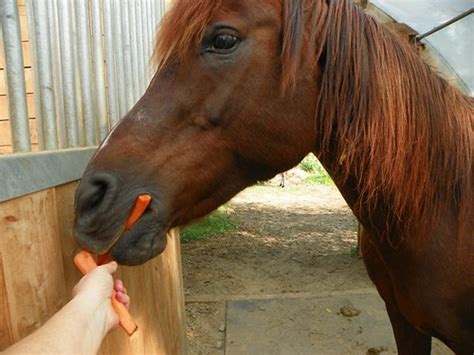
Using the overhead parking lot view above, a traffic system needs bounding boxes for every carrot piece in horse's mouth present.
[125,194,152,230]
[74,251,138,336]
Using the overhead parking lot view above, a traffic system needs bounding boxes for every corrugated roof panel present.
[370,0,473,95]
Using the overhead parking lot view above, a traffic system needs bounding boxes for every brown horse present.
[74,0,473,353]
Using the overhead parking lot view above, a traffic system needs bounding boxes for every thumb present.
[100,261,118,275]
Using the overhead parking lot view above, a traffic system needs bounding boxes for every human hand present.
[72,262,130,334]
[3,262,131,355]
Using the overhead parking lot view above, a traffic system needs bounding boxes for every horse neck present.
[309,1,473,249]
[312,147,389,240]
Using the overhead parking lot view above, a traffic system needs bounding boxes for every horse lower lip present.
[95,225,126,255]
[109,226,168,266]
[100,195,153,254]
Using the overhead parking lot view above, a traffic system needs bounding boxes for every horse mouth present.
[74,193,170,266]
[107,197,169,266]
[108,218,169,266]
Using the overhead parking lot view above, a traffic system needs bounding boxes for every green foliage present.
[304,174,334,185]
[300,154,334,185]
[299,154,320,173]
[181,206,237,242]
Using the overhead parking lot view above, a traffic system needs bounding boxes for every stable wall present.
[0,182,186,354]
[0,0,39,154]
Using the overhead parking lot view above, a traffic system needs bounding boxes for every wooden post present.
[0,182,186,354]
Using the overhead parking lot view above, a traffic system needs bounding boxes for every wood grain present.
[0,189,68,348]
[54,182,83,292]
[0,252,14,347]
[117,230,187,355]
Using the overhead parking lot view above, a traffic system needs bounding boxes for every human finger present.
[115,291,130,309]
[114,279,125,293]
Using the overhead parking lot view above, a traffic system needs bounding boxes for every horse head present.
[74,0,326,265]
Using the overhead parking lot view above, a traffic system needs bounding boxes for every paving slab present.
[225,293,452,355]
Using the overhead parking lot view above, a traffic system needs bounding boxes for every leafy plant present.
[181,206,237,242]
[300,154,334,185]
[299,154,320,173]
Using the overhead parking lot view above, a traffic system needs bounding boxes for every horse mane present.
[154,0,473,244]
[285,0,473,243]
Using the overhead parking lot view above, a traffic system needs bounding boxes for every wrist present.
[69,294,110,349]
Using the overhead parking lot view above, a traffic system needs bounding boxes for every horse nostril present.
[78,173,117,218]
[87,181,108,211]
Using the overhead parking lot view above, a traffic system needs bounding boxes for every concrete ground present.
[182,178,454,354]
[225,292,452,355]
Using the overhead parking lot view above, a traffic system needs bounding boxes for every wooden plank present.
[0,252,15,347]
[19,7,29,41]
[121,230,186,354]
[0,67,34,95]
[54,182,83,293]
[0,189,68,349]
[0,118,38,147]
[0,94,35,120]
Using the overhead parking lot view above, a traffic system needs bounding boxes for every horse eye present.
[213,34,239,51]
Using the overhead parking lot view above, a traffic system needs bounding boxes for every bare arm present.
[5,262,129,355]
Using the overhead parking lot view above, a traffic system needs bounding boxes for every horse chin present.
[109,223,168,266]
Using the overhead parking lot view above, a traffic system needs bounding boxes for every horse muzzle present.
[74,171,170,265]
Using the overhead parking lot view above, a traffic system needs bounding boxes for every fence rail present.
[0,0,165,154]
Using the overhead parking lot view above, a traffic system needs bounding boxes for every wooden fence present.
[0,182,186,354]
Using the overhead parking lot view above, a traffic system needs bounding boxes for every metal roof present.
[370,0,474,96]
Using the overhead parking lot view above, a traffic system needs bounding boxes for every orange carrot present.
[125,194,152,230]
[74,251,138,336]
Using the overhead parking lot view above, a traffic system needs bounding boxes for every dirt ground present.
[181,171,450,354]
[182,171,371,353]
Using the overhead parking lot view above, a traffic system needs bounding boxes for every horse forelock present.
[153,0,223,69]
[155,0,326,80]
